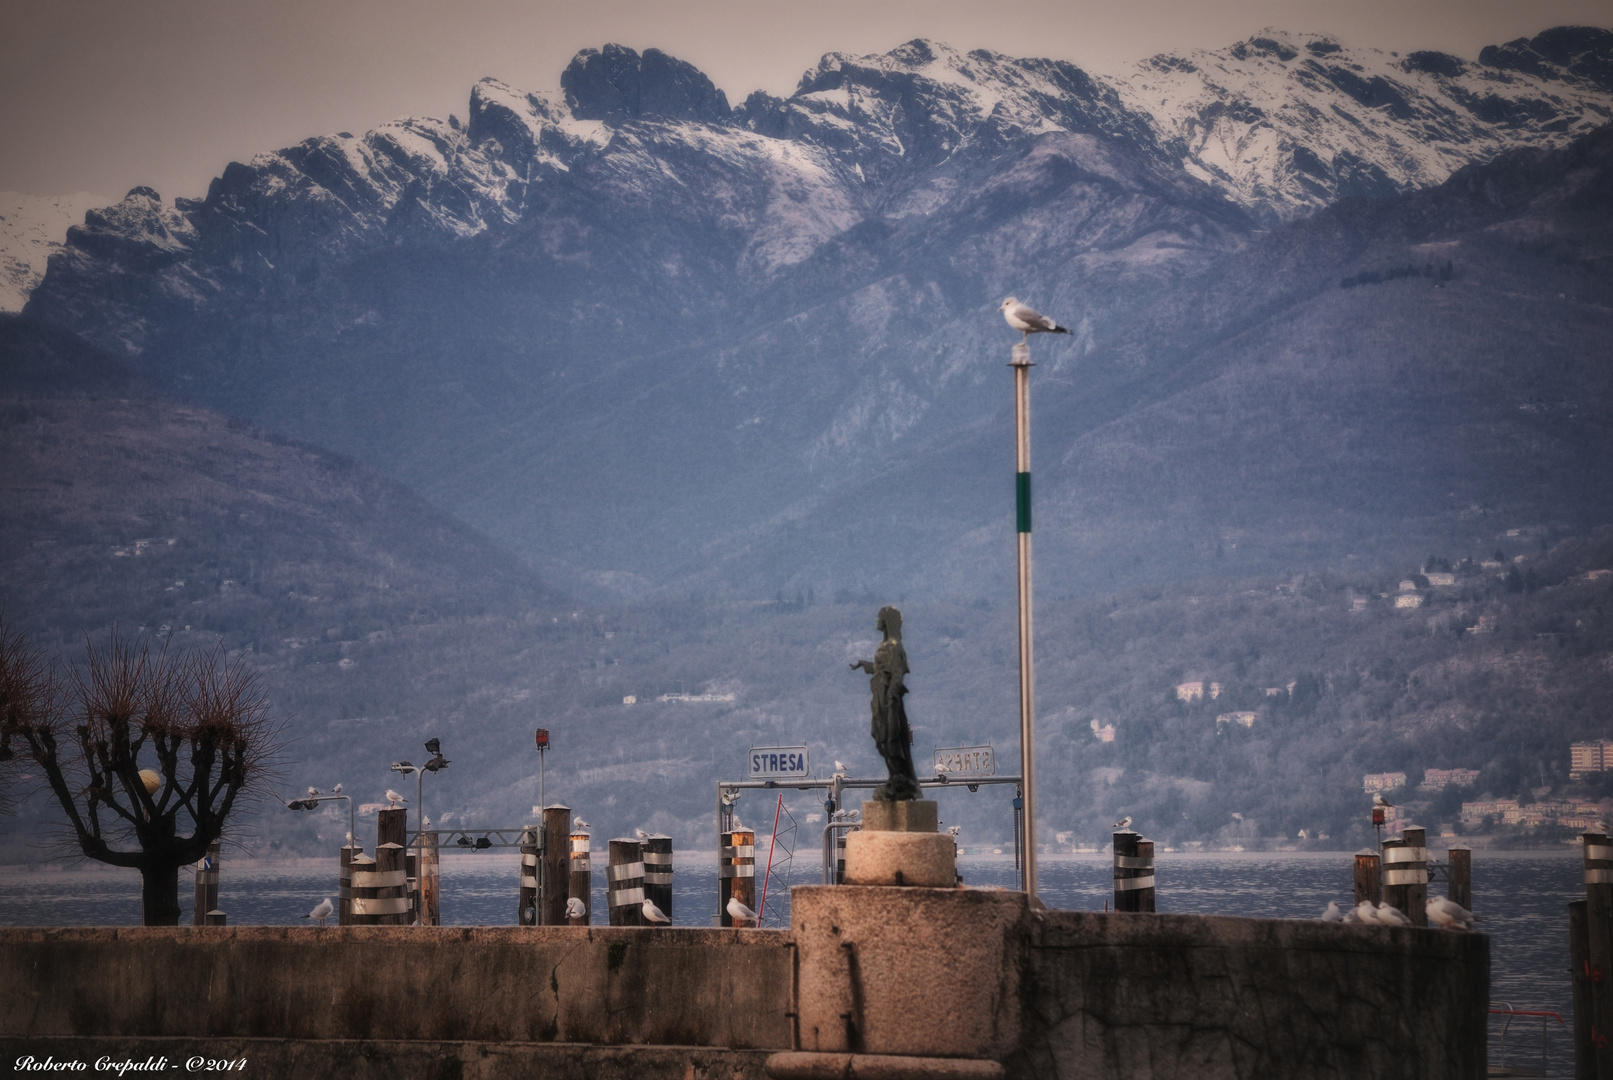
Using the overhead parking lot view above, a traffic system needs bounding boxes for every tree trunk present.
[140,862,182,926]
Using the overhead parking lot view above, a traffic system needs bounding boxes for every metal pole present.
[415,767,424,925]
[538,744,546,917]
[1012,341,1038,902]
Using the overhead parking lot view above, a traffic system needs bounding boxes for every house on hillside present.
[1216,712,1257,730]
[1395,594,1423,609]
[1423,768,1480,790]
[1363,772,1407,794]
[1399,580,1418,592]
[1351,597,1368,612]
[1175,681,1221,702]
[1089,719,1115,743]
[1571,740,1613,779]
[1426,572,1456,586]
[1466,614,1497,634]
[1587,569,1612,581]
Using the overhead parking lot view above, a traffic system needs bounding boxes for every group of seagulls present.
[1320,896,1478,930]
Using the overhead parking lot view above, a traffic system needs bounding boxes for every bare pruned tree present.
[0,617,280,924]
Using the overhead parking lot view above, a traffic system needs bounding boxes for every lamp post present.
[392,738,450,926]
[285,789,354,847]
[1011,340,1039,902]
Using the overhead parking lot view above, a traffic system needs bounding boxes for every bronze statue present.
[850,606,921,801]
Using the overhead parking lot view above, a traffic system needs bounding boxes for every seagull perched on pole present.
[641,898,671,925]
[1372,792,1393,808]
[833,761,848,776]
[727,896,758,926]
[385,789,407,807]
[574,818,590,830]
[635,828,650,841]
[999,297,1071,342]
[1114,815,1132,830]
[303,897,334,926]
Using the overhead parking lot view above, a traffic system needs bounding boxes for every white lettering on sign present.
[749,746,810,779]
[933,745,995,777]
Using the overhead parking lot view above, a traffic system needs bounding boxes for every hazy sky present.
[3,0,1609,201]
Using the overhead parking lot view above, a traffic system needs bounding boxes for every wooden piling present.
[346,853,377,924]
[203,910,226,926]
[608,838,645,926]
[1353,849,1382,907]
[569,831,592,925]
[1448,846,1472,911]
[1582,832,1613,1079]
[1383,826,1427,927]
[192,841,220,926]
[643,835,673,924]
[338,843,359,926]
[419,830,440,926]
[542,805,571,925]
[1573,899,1595,1080]
[719,828,755,928]
[374,806,411,925]
[1112,832,1154,912]
[519,826,539,926]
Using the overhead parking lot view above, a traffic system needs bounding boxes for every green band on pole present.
[1016,472,1031,533]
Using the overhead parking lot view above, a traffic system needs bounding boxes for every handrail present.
[1488,1008,1565,1023]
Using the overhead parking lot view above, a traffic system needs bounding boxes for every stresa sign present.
[749,746,810,779]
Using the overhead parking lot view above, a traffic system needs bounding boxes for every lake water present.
[0,849,1581,1076]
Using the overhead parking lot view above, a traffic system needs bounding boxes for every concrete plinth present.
[842,831,957,887]
[861,800,939,833]
[766,1050,1005,1079]
[792,885,1028,1060]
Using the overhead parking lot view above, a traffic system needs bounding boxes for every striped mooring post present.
[1381,826,1427,927]
[541,805,571,925]
[643,835,673,923]
[1112,832,1154,912]
[192,840,220,926]
[569,830,592,925]
[1581,832,1613,1077]
[376,806,412,925]
[1353,848,1382,907]
[347,852,378,923]
[338,841,361,926]
[1571,898,1593,1080]
[519,826,539,926]
[608,838,645,926]
[835,831,848,886]
[720,828,756,927]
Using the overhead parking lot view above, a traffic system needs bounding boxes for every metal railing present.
[1488,1003,1564,1078]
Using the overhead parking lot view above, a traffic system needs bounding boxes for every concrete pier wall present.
[0,902,1489,1079]
[1016,911,1489,1080]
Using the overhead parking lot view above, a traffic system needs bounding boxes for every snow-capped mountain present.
[1110,26,1613,222]
[18,27,1613,599]
[0,191,110,312]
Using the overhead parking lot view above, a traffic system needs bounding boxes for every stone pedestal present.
[788,886,1028,1060]
[843,800,956,888]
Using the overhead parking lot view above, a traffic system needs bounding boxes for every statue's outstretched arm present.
[849,660,874,673]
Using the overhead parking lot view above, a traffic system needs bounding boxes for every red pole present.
[757,793,784,924]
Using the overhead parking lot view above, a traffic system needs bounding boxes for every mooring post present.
[729,827,757,926]
[1448,845,1472,911]
[348,852,378,925]
[1112,831,1153,912]
[608,838,645,926]
[376,806,410,925]
[1582,831,1613,1078]
[519,825,539,926]
[644,834,673,924]
[835,831,848,886]
[541,804,571,925]
[420,828,440,925]
[1353,848,1381,907]
[203,909,226,925]
[1383,826,1427,927]
[192,840,220,926]
[569,828,592,925]
[338,841,359,926]
[1573,899,1595,1080]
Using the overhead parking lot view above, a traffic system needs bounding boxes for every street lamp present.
[285,787,355,851]
[392,738,450,925]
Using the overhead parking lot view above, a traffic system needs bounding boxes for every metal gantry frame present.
[713,773,1024,925]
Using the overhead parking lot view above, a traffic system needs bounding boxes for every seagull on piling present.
[1114,815,1132,830]
[999,297,1071,343]
[303,897,334,926]
[635,828,650,841]
[1375,902,1412,927]
[575,818,590,830]
[1426,896,1478,930]
[385,790,407,807]
[727,896,758,926]
[641,898,671,925]
[565,896,587,920]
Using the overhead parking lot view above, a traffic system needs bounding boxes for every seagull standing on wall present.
[999,297,1071,342]
[727,896,758,926]
[303,897,334,926]
[641,898,671,925]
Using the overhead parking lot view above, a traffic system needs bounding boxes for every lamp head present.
[425,738,441,755]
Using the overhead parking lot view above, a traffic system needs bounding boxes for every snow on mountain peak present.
[1107,25,1613,222]
[0,191,114,313]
